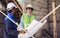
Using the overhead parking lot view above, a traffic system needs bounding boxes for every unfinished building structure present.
[0,0,60,38]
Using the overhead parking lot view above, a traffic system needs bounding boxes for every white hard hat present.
[26,4,33,9]
[7,2,17,11]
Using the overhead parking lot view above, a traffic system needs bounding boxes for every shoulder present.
[31,14,36,19]
[23,13,26,15]
[4,17,8,21]
[22,13,27,18]
[4,17,10,22]
[32,14,35,17]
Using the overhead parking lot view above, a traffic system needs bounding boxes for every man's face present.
[12,8,20,19]
[27,8,32,13]
[12,8,16,14]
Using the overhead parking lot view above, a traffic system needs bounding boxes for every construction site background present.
[0,0,60,38]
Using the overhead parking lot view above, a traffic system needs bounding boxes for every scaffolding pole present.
[52,0,57,38]
[13,0,23,14]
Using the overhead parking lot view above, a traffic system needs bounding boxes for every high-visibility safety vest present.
[23,13,35,29]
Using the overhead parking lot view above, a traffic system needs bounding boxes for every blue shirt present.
[4,13,15,21]
[4,13,18,38]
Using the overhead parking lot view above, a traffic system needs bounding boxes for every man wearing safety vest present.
[20,4,35,29]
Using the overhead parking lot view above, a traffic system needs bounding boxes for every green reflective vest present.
[23,13,35,29]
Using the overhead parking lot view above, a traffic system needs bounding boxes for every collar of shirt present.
[26,13,31,18]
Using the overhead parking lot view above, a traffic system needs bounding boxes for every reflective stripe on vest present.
[23,13,35,29]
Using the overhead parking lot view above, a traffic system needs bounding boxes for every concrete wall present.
[0,2,6,38]
[0,2,5,10]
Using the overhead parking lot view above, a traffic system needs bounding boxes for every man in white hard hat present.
[20,4,35,29]
[4,2,21,38]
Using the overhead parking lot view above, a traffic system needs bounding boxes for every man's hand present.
[19,30,26,34]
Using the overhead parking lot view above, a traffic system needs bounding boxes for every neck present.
[11,12,14,16]
[27,12,31,16]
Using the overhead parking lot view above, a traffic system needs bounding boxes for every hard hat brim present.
[26,7,34,11]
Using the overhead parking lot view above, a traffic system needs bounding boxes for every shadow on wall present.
[0,11,6,38]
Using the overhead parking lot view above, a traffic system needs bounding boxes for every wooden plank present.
[52,0,57,38]
[13,0,23,14]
